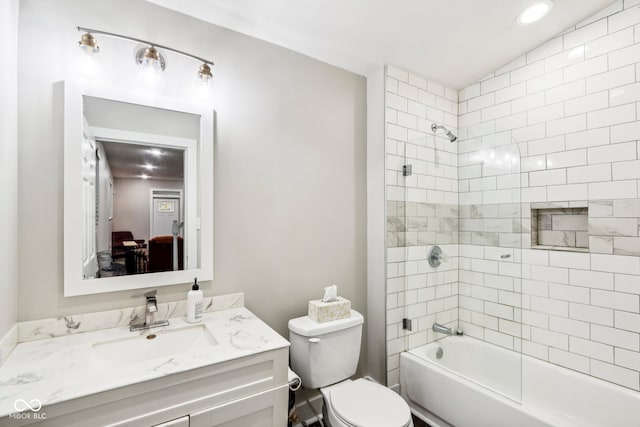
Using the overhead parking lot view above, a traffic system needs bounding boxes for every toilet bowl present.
[288,310,413,427]
[320,379,413,427]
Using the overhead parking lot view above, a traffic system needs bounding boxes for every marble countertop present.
[0,307,289,418]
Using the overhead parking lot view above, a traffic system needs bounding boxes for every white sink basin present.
[92,324,218,365]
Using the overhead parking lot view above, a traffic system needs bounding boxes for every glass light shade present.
[78,33,99,55]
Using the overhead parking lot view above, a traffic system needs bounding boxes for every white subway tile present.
[589,180,638,199]
[513,123,547,142]
[512,92,546,113]
[579,1,622,27]
[523,339,549,360]
[564,56,608,83]
[569,269,614,290]
[387,92,409,112]
[511,61,545,84]
[408,73,427,90]
[495,83,527,104]
[546,114,587,137]
[616,311,640,333]
[588,142,637,164]
[547,149,588,168]
[528,103,565,125]
[523,309,549,328]
[610,82,640,107]
[485,329,515,349]
[427,80,445,97]
[565,127,610,150]
[565,91,609,116]
[570,302,614,326]
[527,37,564,64]
[546,80,586,104]
[482,102,511,121]
[495,112,527,131]
[570,336,614,363]
[611,121,640,143]
[565,19,608,49]
[549,348,590,373]
[591,253,640,274]
[613,160,640,180]
[567,163,612,183]
[547,183,589,201]
[459,84,480,102]
[468,93,495,112]
[545,49,584,73]
[586,65,635,94]
[531,327,569,350]
[609,3,640,32]
[529,169,566,187]
[531,296,569,317]
[528,70,564,94]
[587,103,636,129]
[609,43,640,70]
[387,65,409,82]
[485,301,514,320]
[398,81,419,101]
[496,56,527,76]
[586,27,634,59]
[592,289,640,312]
[549,252,591,270]
[591,360,639,390]
[616,273,640,294]
[481,73,510,94]
[592,324,640,351]
[615,348,640,372]
[528,135,565,156]
[418,89,437,107]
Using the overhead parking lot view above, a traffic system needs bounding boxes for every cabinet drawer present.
[190,386,288,427]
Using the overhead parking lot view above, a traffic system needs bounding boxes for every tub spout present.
[433,322,452,335]
[433,323,463,336]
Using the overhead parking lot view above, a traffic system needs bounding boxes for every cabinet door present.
[153,416,190,427]
[190,386,287,427]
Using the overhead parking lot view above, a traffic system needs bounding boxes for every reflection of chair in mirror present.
[148,236,184,272]
[111,231,146,260]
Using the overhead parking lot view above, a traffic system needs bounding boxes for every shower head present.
[431,123,457,142]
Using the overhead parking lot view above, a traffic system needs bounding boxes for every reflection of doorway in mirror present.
[151,190,183,238]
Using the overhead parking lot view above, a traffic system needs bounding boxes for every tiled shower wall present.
[457,1,640,390]
[385,66,459,386]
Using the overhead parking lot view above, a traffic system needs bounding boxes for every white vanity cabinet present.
[25,347,289,427]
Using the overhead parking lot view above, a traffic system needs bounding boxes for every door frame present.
[150,189,184,239]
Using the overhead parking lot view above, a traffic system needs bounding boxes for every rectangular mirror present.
[64,81,213,296]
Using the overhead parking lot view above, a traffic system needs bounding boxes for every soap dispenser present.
[186,278,203,323]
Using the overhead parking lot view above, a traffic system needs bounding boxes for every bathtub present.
[400,335,640,427]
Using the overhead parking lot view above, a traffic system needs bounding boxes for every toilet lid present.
[330,379,411,427]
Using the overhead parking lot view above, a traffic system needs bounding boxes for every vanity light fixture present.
[516,0,553,25]
[150,148,163,156]
[143,163,155,170]
[76,27,214,85]
[140,174,149,180]
[78,32,99,55]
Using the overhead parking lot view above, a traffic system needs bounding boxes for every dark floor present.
[412,414,430,427]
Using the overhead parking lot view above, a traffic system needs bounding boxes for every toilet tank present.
[288,310,364,389]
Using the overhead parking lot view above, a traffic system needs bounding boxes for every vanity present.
[0,304,290,426]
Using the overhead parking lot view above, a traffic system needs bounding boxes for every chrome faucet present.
[432,322,463,336]
[130,289,170,331]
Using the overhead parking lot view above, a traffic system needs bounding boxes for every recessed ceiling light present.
[517,1,553,25]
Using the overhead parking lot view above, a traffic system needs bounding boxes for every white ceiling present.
[146,0,615,89]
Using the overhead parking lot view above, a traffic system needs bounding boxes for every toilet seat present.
[329,379,411,427]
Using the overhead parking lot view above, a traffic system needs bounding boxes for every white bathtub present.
[400,336,640,427]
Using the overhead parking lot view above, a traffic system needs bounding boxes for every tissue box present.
[308,297,351,323]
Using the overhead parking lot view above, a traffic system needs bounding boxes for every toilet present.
[288,310,413,427]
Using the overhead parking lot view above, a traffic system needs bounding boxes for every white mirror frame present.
[64,80,213,296]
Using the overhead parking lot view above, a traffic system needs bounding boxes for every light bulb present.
[517,1,553,25]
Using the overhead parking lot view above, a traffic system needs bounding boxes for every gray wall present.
[17,0,367,350]
[0,0,19,338]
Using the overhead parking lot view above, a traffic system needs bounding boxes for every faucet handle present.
[131,289,158,299]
